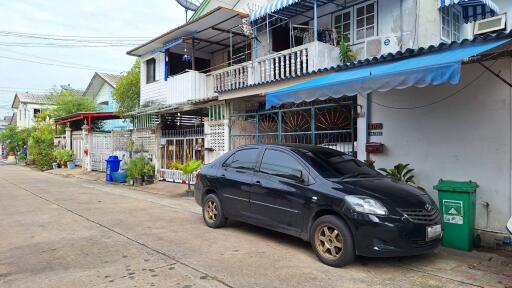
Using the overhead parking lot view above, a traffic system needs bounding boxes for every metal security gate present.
[90,133,113,171]
[230,102,355,155]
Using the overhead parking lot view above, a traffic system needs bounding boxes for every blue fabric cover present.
[266,39,510,109]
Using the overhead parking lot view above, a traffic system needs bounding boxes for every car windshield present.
[292,147,381,179]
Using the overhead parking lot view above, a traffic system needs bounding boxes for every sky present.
[0,0,187,118]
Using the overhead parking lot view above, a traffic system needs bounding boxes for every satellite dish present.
[176,0,199,11]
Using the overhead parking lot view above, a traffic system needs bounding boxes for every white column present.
[357,93,369,161]
[82,125,92,172]
[65,126,72,150]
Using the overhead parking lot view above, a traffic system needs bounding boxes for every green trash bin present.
[433,179,478,251]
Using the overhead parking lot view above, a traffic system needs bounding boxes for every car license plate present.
[426,224,442,241]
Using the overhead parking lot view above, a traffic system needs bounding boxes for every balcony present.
[207,41,339,92]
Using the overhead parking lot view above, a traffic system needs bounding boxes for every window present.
[441,6,462,42]
[333,1,376,45]
[33,109,41,116]
[355,1,376,42]
[334,9,352,44]
[259,149,305,181]
[223,148,259,170]
[292,147,380,179]
[146,58,156,84]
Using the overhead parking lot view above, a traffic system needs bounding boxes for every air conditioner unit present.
[364,35,400,58]
[474,14,507,35]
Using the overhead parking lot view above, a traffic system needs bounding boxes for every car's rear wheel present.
[310,215,355,267]
[202,194,227,228]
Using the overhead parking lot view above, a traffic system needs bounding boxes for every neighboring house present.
[83,72,130,130]
[11,92,54,129]
[0,115,12,134]
[128,0,512,245]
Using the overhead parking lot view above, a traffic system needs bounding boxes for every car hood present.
[332,177,432,209]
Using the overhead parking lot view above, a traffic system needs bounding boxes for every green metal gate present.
[229,102,355,155]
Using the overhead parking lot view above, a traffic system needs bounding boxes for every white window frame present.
[332,0,377,45]
[441,6,462,42]
[354,0,377,44]
[333,7,353,45]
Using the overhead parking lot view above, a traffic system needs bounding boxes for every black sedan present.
[194,144,442,267]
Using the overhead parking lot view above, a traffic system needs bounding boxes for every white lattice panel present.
[206,121,225,152]
[71,131,83,165]
[90,133,113,171]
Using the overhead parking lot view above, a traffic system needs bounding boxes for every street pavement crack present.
[2,178,234,288]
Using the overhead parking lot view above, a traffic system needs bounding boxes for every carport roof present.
[127,7,248,57]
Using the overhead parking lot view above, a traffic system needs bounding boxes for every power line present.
[0,42,140,48]
[0,30,151,40]
[0,55,122,72]
[0,47,121,71]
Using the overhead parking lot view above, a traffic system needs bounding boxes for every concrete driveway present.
[0,165,511,288]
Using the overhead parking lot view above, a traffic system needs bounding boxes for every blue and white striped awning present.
[439,0,499,23]
[249,0,302,22]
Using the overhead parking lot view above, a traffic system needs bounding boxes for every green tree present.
[113,59,140,115]
[49,88,99,131]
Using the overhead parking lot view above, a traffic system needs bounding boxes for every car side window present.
[223,148,259,171]
[259,149,305,181]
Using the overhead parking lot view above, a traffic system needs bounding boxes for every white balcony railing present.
[168,70,208,105]
[207,41,339,92]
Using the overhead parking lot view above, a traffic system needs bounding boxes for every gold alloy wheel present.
[315,224,344,259]
[204,200,218,223]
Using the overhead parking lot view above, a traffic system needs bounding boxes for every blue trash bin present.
[105,155,122,182]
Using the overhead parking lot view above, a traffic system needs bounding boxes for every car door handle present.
[254,180,262,185]
[220,174,226,178]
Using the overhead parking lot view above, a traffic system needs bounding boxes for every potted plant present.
[126,155,145,185]
[17,152,27,165]
[182,159,202,196]
[54,148,73,168]
[144,162,155,185]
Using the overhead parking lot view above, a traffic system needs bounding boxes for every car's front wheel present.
[310,215,355,267]
[202,194,227,228]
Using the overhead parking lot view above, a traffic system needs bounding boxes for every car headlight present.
[345,195,388,215]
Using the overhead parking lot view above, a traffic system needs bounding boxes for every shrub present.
[126,155,146,180]
[28,124,55,171]
[182,160,202,192]
[378,163,415,184]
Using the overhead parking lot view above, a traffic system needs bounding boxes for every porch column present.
[191,37,196,71]
[357,93,369,162]
[313,0,318,42]
[65,126,72,150]
[82,124,92,172]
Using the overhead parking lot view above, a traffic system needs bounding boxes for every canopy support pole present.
[313,0,318,42]
[478,62,512,88]
[191,37,196,70]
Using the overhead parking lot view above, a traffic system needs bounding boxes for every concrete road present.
[0,165,511,288]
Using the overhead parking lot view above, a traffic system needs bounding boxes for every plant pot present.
[185,190,194,197]
[8,151,15,157]
[145,175,154,185]
[61,161,67,168]
[52,163,59,170]
[134,177,144,186]
[67,161,76,169]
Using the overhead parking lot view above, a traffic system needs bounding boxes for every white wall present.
[15,103,52,129]
[140,52,169,106]
[364,59,512,233]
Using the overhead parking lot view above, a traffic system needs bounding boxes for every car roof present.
[236,143,343,153]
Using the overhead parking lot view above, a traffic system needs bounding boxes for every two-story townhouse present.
[127,7,248,178]
[11,92,54,129]
[212,0,512,247]
[83,72,131,131]
[128,0,512,246]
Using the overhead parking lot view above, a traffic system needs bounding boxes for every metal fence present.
[230,102,355,155]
